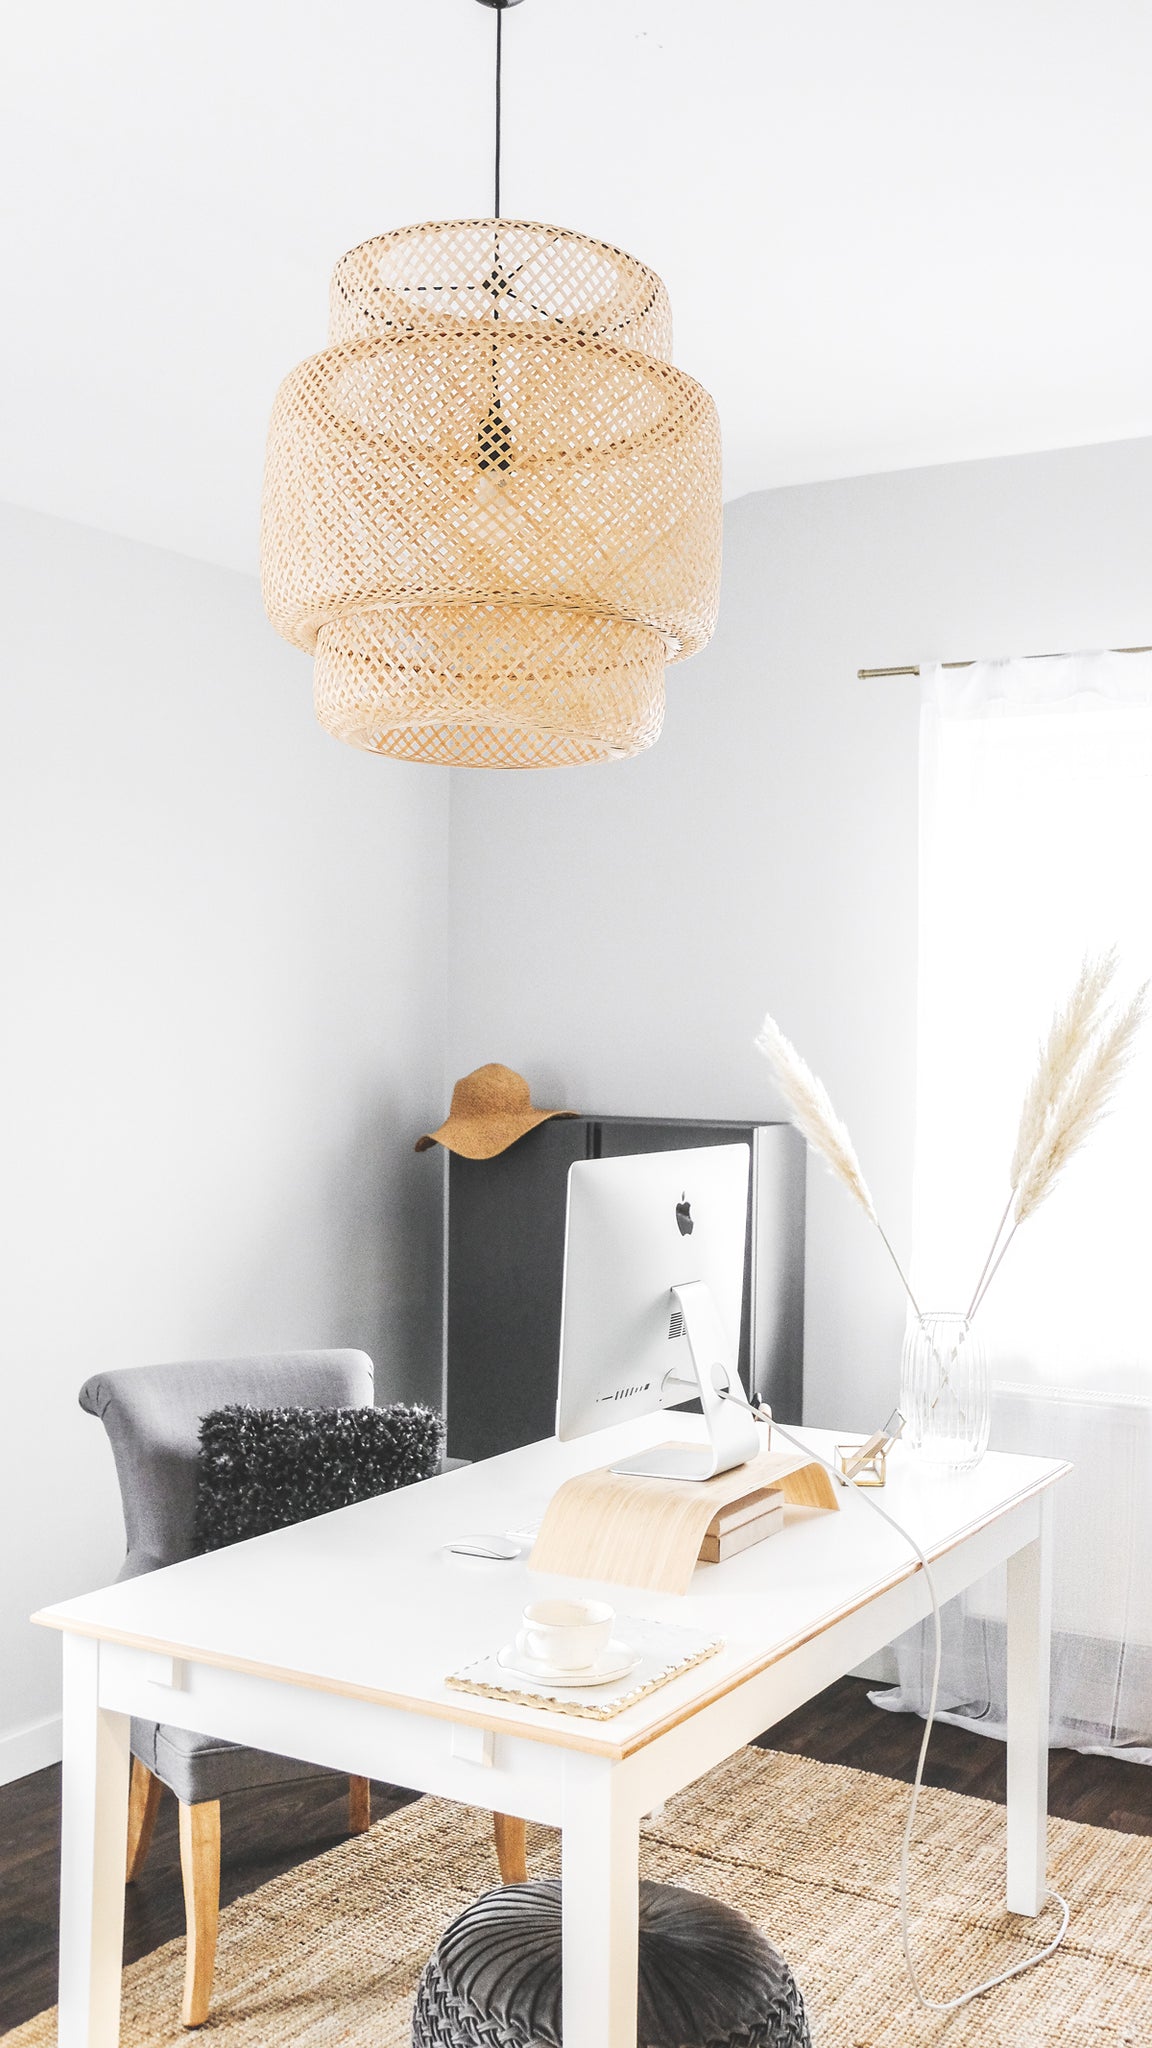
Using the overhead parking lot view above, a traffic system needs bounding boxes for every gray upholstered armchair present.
[80,1351,526,2027]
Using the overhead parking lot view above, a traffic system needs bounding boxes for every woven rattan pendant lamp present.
[260,0,721,768]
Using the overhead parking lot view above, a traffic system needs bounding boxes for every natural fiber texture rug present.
[7,1747,1151,2047]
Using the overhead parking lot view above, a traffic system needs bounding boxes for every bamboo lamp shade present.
[260,219,722,768]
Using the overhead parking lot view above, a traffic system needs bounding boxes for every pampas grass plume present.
[755,1012,876,1221]
[755,1008,922,1316]
[1009,948,1116,1190]
[1014,982,1148,1224]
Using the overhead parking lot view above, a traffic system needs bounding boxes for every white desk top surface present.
[36,1417,1067,1759]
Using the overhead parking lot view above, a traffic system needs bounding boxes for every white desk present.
[36,1416,1067,2048]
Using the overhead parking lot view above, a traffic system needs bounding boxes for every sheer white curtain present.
[873,652,1152,1758]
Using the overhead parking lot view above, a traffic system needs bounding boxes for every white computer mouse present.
[443,1532,521,1561]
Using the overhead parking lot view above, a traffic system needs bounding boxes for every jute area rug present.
[7,1747,1150,2048]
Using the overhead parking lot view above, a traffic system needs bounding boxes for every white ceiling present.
[3,0,1152,575]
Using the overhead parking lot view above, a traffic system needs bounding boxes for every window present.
[914,653,1152,1395]
[876,652,1152,1757]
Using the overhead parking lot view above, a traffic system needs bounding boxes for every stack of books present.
[698,1485,785,1564]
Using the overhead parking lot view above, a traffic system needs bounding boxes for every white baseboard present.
[0,1712,63,1786]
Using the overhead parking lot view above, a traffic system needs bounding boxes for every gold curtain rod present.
[858,646,1152,680]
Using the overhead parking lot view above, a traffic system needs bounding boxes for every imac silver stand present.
[610,1280,762,1481]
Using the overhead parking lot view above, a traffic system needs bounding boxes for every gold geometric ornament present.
[261,217,721,768]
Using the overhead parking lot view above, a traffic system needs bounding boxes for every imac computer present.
[555,1144,762,1482]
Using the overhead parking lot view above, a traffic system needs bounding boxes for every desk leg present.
[561,1756,639,2048]
[58,1634,130,2048]
[1006,1492,1052,1915]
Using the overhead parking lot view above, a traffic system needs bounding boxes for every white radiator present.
[870,1381,1152,1756]
[965,1382,1152,1650]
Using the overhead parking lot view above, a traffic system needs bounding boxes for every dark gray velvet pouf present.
[412,1879,811,2048]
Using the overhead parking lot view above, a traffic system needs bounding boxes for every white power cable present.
[752,1404,1070,2012]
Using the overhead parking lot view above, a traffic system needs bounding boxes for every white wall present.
[8,434,1152,1781]
[0,504,448,1781]
[446,435,1152,1438]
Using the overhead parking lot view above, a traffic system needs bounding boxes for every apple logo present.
[675,1195,694,1237]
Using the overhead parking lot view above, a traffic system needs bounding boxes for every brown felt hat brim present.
[415,1109,577,1160]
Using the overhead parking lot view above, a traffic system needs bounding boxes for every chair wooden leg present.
[347,1775,371,1834]
[493,1812,528,1883]
[125,1758,163,1883]
[178,1799,220,2028]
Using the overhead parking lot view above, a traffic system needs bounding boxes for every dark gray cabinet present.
[445,1116,805,1461]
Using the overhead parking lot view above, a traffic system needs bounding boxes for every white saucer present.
[496,1640,639,1688]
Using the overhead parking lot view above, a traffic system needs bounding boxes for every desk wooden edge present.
[32,1462,1070,1765]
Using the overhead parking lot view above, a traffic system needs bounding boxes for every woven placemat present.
[445,1616,723,1720]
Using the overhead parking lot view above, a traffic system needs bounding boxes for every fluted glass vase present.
[900,1311,990,1472]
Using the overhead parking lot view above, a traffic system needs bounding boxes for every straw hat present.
[415,1064,578,1161]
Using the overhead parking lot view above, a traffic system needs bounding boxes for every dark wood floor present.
[0,1768,419,2036]
[2,1678,1149,2035]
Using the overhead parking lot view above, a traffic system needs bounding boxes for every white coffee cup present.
[515,1597,615,1672]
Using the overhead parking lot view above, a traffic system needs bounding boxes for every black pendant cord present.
[478,0,522,218]
[477,0,518,479]
[494,2,503,217]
